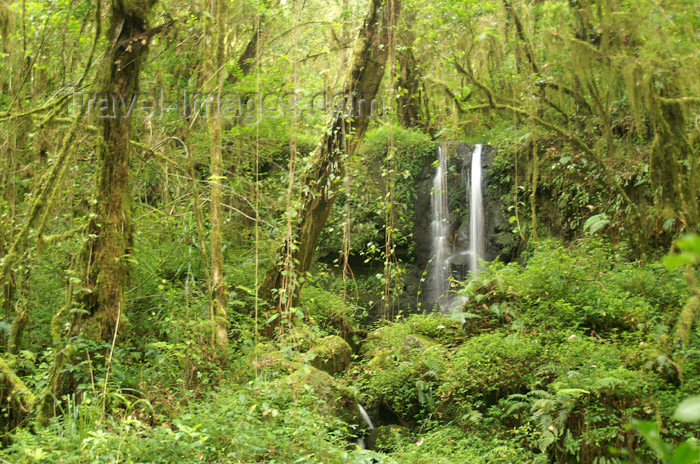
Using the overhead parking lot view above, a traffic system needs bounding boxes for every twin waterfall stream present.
[357,145,485,449]
[429,144,485,310]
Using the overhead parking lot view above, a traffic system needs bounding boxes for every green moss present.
[403,314,465,345]
[287,365,360,425]
[402,334,439,351]
[304,335,352,375]
[439,332,543,414]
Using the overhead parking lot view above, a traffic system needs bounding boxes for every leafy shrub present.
[457,238,688,339]
[353,322,448,425]
[1,378,387,464]
[438,331,543,418]
[385,425,534,464]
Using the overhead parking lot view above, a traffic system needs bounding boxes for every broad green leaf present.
[671,441,700,464]
[673,396,700,423]
[663,253,695,270]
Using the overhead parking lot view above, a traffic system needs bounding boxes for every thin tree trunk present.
[205,0,229,349]
[260,0,401,328]
[395,26,424,129]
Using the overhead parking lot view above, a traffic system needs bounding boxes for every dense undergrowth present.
[2,238,698,463]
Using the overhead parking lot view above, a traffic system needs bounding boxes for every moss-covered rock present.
[287,365,360,425]
[355,343,449,425]
[248,343,301,374]
[402,334,439,351]
[359,324,411,358]
[403,314,465,345]
[365,425,405,452]
[304,335,352,375]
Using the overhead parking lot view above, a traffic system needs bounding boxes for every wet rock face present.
[413,143,513,308]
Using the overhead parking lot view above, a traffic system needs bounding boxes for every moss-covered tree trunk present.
[73,0,155,341]
[41,1,156,418]
[395,47,423,129]
[204,0,229,349]
[394,11,425,130]
[260,0,401,328]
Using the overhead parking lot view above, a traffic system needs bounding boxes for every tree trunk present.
[41,0,156,419]
[205,0,229,349]
[73,0,155,342]
[395,46,424,128]
[260,0,401,329]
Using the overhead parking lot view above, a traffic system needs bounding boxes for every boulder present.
[365,425,404,452]
[287,365,360,425]
[402,334,439,351]
[304,335,352,375]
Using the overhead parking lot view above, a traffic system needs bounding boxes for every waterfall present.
[356,403,374,450]
[357,403,375,430]
[429,145,451,307]
[426,143,486,310]
[468,144,485,274]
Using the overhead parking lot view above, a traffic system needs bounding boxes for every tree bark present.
[395,47,424,128]
[260,0,401,327]
[205,0,229,348]
[73,0,155,341]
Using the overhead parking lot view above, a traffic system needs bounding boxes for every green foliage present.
[673,397,700,424]
[664,234,700,270]
[352,319,449,425]
[384,425,534,464]
[632,397,700,464]
[317,126,435,260]
[302,283,359,337]
[400,313,465,345]
[1,378,387,464]
[2,0,700,463]
[439,332,543,415]
[457,238,688,337]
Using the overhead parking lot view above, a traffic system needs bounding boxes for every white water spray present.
[357,403,375,430]
[356,403,374,450]
[468,144,485,274]
[429,146,451,307]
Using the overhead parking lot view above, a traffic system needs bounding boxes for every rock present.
[286,365,360,425]
[365,425,404,452]
[402,334,439,351]
[249,343,300,373]
[305,335,352,375]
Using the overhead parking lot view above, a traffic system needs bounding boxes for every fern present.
[583,213,610,234]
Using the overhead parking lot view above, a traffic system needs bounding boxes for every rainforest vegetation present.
[0,0,699,462]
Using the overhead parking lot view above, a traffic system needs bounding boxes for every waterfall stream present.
[429,145,451,308]
[468,144,485,274]
[357,403,375,430]
[356,403,375,450]
[427,144,485,309]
